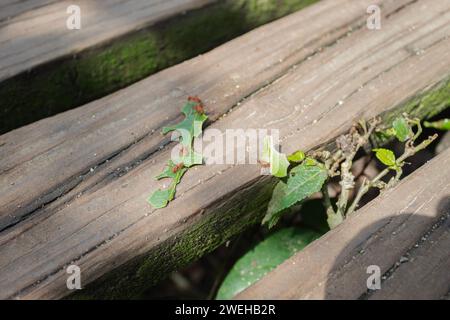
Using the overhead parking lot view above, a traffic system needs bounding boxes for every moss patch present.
[70,177,277,299]
[374,77,450,145]
[69,78,450,300]
[383,77,450,123]
[0,0,318,134]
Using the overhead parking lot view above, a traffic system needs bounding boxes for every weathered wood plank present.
[0,0,216,82]
[0,0,321,135]
[368,212,450,300]
[0,0,396,230]
[0,0,57,22]
[236,148,450,300]
[1,0,450,299]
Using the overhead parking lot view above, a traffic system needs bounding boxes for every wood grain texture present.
[236,148,450,300]
[1,0,450,299]
[0,0,215,82]
[0,0,395,231]
[369,212,450,300]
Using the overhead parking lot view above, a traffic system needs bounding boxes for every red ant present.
[188,96,202,104]
[187,96,205,114]
[171,162,185,173]
[193,104,205,114]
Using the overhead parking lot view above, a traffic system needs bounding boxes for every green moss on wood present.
[70,77,450,300]
[383,77,450,123]
[0,0,318,134]
[374,77,450,145]
[70,177,278,299]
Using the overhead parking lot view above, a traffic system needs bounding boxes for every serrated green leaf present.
[261,136,290,178]
[264,162,328,228]
[287,150,305,163]
[262,181,288,228]
[216,227,322,300]
[373,148,396,167]
[424,119,450,131]
[392,117,411,142]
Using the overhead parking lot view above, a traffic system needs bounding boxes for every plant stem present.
[335,119,379,218]
[346,134,438,215]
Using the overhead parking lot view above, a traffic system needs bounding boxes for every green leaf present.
[148,162,187,209]
[162,101,208,147]
[263,162,328,228]
[176,148,203,168]
[373,148,396,167]
[287,150,305,163]
[147,189,172,209]
[392,117,411,142]
[263,181,288,228]
[261,136,290,178]
[149,99,207,209]
[424,119,450,131]
[216,227,323,300]
[155,160,177,180]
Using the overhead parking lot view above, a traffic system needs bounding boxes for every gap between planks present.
[1,0,450,299]
[236,148,450,300]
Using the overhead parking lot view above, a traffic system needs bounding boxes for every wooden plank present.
[0,1,57,22]
[236,148,450,300]
[1,0,450,299]
[0,0,321,135]
[0,0,396,230]
[0,0,216,82]
[369,212,450,300]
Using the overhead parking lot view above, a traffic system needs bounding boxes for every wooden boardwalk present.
[0,0,449,299]
[0,0,214,82]
[237,148,450,300]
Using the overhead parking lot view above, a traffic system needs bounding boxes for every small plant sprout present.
[148,97,207,209]
[263,114,438,230]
